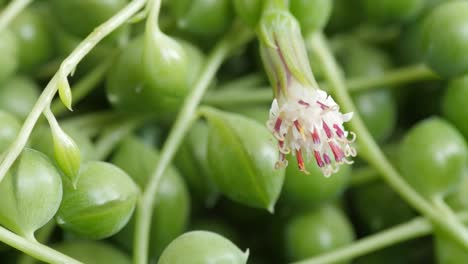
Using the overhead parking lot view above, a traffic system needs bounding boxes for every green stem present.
[51,58,113,116]
[0,225,81,264]
[432,195,460,225]
[132,25,253,264]
[203,87,271,107]
[346,63,437,92]
[309,32,468,249]
[0,0,148,185]
[0,0,32,32]
[219,74,266,91]
[146,0,161,32]
[291,211,468,264]
[202,64,437,107]
[17,221,57,264]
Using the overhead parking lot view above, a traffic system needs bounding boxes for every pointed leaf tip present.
[50,124,82,185]
[57,74,73,111]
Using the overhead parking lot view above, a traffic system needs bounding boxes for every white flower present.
[267,80,356,177]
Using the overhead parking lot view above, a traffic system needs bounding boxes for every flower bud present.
[258,8,316,95]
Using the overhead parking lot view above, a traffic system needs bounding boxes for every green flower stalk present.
[258,1,356,176]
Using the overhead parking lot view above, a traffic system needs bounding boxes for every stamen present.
[296,149,309,174]
[333,124,345,138]
[348,132,357,143]
[322,167,332,177]
[278,140,291,154]
[311,127,320,145]
[294,120,306,141]
[314,150,324,167]
[316,101,329,110]
[322,121,333,139]
[344,145,357,157]
[323,153,332,165]
[266,78,356,177]
[298,100,310,107]
[275,159,288,169]
[322,165,338,177]
[329,141,344,162]
[275,141,288,169]
[274,118,282,133]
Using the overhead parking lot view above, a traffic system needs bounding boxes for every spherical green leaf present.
[190,218,240,246]
[0,111,21,152]
[0,148,62,240]
[340,42,396,142]
[446,168,468,210]
[143,30,189,98]
[50,0,129,43]
[0,76,39,119]
[56,161,139,239]
[399,117,467,198]
[106,36,202,114]
[0,30,19,83]
[350,179,416,234]
[435,230,468,264]
[51,241,131,264]
[203,108,285,212]
[233,0,262,28]
[281,154,350,210]
[284,205,355,262]
[168,0,234,39]
[290,0,332,34]
[174,121,219,206]
[422,1,468,78]
[443,74,468,140]
[158,231,249,264]
[112,137,190,259]
[11,8,53,72]
[360,0,425,24]
[353,89,397,142]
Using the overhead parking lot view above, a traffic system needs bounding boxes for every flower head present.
[267,79,356,177]
[258,3,356,176]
